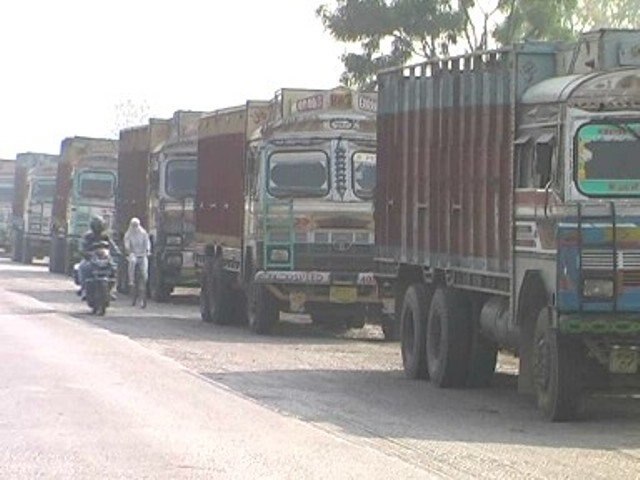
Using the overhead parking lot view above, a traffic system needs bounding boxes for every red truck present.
[116,112,204,299]
[196,87,389,336]
[376,29,640,420]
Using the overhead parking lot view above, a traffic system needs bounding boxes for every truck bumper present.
[253,270,381,314]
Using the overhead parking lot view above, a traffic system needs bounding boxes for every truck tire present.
[11,231,22,262]
[426,287,472,388]
[533,306,584,421]
[21,238,33,265]
[149,259,170,302]
[248,284,279,335]
[200,260,233,325]
[466,331,498,388]
[400,284,430,379]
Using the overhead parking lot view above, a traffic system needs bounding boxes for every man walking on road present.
[124,217,150,307]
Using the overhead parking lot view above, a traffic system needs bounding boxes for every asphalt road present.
[1,258,639,479]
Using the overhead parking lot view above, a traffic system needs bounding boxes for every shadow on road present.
[202,368,640,451]
[66,301,385,347]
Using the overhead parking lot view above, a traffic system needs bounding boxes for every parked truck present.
[11,153,59,263]
[196,87,391,336]
[0,159,15,251]
[49,137,118,274]
[118,111,205,301]
[115,118,171,292]
[376,29,640,420]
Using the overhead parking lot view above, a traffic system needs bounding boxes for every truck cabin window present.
[516,135,553,189]
[166,159,197,198]
[77,171,115,199]
[0,184,13,202]
[268,151,329,198]
[352,152,376,199]
[32,180,56,202]
[576,122,640,196]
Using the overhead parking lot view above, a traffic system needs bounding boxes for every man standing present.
[124,217,151,307]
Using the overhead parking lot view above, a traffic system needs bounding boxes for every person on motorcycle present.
[77,216,120,299]
[123,217,150,307]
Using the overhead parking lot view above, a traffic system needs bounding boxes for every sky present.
[0,0,347,159]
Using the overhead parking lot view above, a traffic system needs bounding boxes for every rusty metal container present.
[376,43,557,275]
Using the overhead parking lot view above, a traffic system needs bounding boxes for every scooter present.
[74,242,116,315]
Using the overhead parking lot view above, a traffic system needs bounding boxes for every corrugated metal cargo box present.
[376,43,556,275]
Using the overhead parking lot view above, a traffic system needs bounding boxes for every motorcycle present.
[74,241,116,315]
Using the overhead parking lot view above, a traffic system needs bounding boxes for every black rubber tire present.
[21,238,33,265]
[11,231,22,262]
[466,331,498,388]
[400,284,430,379]
[248,284,279,335]
[149,259,170,302]
[426,288,472,388]
[381,314,400,341]
[209,260,234,325]
[533,306,584,422]
[199,278,213,323]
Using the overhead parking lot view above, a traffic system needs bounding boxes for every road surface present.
[0,258,639,479]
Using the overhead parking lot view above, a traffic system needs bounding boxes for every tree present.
[495,0,640,44]
[317,0,500,89]
[318,0,640,89]
[494,0,577,44]
[574,0,640,30]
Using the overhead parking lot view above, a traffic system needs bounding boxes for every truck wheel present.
[200,279,213,323]
[11,231,22,262]
[533,306,583,421]
[149,260,170,302]
[426,288,472,388]
[381,314,400,341]
[248,284,279,335]
[400,284,430,379]
[466,331,498,388]
[200,260,233,325]
[21,238,33,264]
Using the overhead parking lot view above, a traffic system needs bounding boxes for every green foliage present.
[316,0,475,89]
[494,0,577,44]
[318,0,640,89]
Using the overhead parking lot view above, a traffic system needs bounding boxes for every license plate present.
[330,286,357,304]
[289,292,306,313]
[609,347,639,374]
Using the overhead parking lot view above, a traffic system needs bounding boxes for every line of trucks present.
[4,29,640,420]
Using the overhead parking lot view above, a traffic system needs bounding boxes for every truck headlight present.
[583,279,614,298]
[165,235,182,246]
[269,248,290,262]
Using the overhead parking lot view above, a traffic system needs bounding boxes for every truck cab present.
[13,153,59,264]
[147,111,204,301]
[50,137,118,274]
[197,88,391,337]
[0,159,15,251]
[245,89,382,331]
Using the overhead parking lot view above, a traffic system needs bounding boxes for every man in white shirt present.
[123,217,150,307]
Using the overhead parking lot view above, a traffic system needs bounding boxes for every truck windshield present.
[352,152,376,199]
[268,151,329,198]
[166,159,197,198]
[576,121,640,196]
[32,180,55,202]
[0,183,12,202]
[77,171,116,199]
